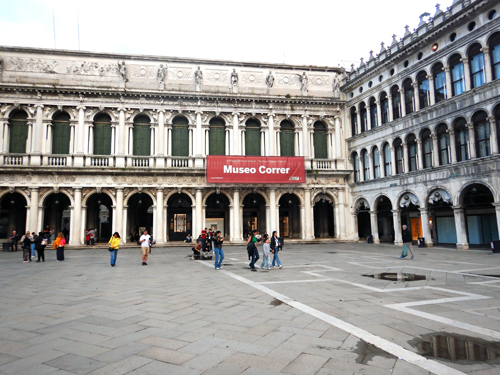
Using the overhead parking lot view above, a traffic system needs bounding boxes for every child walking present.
[260,238,271,270]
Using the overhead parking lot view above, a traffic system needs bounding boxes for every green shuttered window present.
[172,116,189,157]
[52,112,71,155]
[9,111,29,154]
[314,121,327,159]
[280,120,295,157]
[93,114,112,155]
[209,118,225,155]
[245,119,261,156]
[133,115,151,156]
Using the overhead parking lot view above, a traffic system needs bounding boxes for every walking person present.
[260,237,271,270]
[89,228,96,245]
[30,232,36,259]
[270,231,283,268]
[213,231,224,270]
[10,230,18,252]
[108,232,121,267]
[139,229,151,266]
[400,225,415,260]
[34,232,47,262]
[21,231,31,263]
[247,230,259,271]
[53,232,66,261]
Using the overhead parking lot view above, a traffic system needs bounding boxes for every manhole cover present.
[363,273,426,281]
[411,333,500,362]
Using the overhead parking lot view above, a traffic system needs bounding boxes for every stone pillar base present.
[73,155,84,168]
[456,243,469,250]
[156,158,165,168]
[30,155,42,166]
[115,156,126,168]
[194,156,205,168]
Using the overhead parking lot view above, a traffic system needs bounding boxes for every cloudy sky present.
[1,0,452,68]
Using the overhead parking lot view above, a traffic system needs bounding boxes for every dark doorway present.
[243,193,266,238]
[86,193,113,242]
[279,194,301,238]
[0,193,27,238]
[128,193,154,240]
[376,197,394,242]
[168,193,192,241]
[205,193,230,237]
[314,194,334,238]
[357,201,371,239]
[43,193,71,240]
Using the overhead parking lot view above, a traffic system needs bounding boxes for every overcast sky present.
[1,0,452,68]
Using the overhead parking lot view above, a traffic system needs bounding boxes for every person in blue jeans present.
[108,232,121,267]
[270,231,283,268]
[248,230,260,271]
[213,231,224,270]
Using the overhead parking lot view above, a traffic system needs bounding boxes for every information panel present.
[206,156,305,184]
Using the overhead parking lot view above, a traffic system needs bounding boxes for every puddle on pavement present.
[411,333,500,362]
[270,299,284,306]
[354,340,396,364]
[362,273,426,282]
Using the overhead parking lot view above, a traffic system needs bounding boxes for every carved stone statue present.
[195,66,203,85]
[265,71,274,88]
[231,68,238,86]
[332,73,340,94]
[300,72,308,91]
[118,60,127,81]
[157,64,166,85]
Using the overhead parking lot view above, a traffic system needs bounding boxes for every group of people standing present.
[9,227,67,263]
[247,230,283,271]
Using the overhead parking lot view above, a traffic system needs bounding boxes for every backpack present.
[60,238,66,246]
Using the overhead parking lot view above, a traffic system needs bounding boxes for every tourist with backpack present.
[53,232,66,261]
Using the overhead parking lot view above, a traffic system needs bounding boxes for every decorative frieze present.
[168,67,193,81]
[275,73,298,86]
[205,70,228,83]
[6,57,58,74]
[66,61,119,77]
[130,65,156,79]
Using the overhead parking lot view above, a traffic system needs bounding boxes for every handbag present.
[108,246,113,251]
[41,239,48,246]
[401,244,408,258]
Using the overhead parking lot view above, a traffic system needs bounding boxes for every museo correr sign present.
[206,156,306,184]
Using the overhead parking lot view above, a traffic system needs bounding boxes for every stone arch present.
[276,190,304,206]
[132,111,155,123]
[202,189,233,206]
[0,188,31,205]
[123,188,157,206]
[397,191,421,208]
[312,191,338,205]
[171,114,192,125]
[431,120,450,133]
[353,197,370,212]
[240,189,269,206]
[81,188,117,207]
[373,194,393,210]
[458,181,498,206]
[2,105,30,119]
[427,186,453,206]
[40,188,74,206]
[88,108,118,122]
[164,189,195,206]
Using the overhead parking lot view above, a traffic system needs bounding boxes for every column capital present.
[482,46,490,54]
[73,187,82,192]
[35,104,44,110]
[444,66,451,72]
[116,187,124,192]
[446,128,455,135]
[30,187,39,192]
[488,116,496,124]
[461,57,469,64]
[391,209,399,214]
[466,123,474,129]
[156,187,165,192]
[76,105,86,111]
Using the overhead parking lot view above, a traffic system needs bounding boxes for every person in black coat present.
[401,225,415,259]
[34,232,46,262]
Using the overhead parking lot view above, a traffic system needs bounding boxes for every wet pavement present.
[1,242,499,374]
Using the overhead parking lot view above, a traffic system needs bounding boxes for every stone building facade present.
[344,0,500,249]
[0,47,349,244]
[1,0,498,249]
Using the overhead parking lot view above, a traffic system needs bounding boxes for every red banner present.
[206,156,305,184]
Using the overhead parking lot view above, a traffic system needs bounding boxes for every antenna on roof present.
[52,9,56,49]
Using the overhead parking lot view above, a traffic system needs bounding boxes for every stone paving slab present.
[1,243,500,374]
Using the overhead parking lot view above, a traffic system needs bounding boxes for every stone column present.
[232,188,241,241]
[115,188,124,242]
[116,109,126,167]
[376,101,383,128]
[448,128,457,163]
[400,88,407,117]
[391,147,397,175]
[428,75,435,106]
[444,66,453,99]
[356,110,362,133]
[412,82,420,111]
[73,106,85,167]
[489,117,499,155]
[29,188,39,233]
[301,115,309,157]
[467,123,476,159]
[432,133,439,166]
[71,188,82,245]
[462,57,471,91]
[268,114,275,156]
[294,130,300,157]
[232,112,240,155]
[194,111,204,167]
[304,188,313,240]
[368,152,374,180]
[388,94,394,122]
[260,128,266,156]
[1,121,9,154]
[156,187,165,244]
[366,104,372,130]
[334,116,342,158]
[269,188,276,235]
[402,142,409,173]
[483,47,493,83]
[416,139,423,170]
[453,205,469,250]
[392,209,402,245]
[494,204,500,242]
[419,207,432,247]
[156,110,165,168]
[352,211,358,240]
[370,210,380,243]
[30,105,43,165]
[194,188,203,243]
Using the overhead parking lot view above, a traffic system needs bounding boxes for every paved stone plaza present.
[1,243,499,375]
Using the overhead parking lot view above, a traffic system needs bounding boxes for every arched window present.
[437,124,450,165]
[369,97,378,128]
[489,32,500,80]
[52,112,71,155]
[449,54,465,96]
[361,149,370,180]
[380,92,389,124]
[350,107,358,135]
[8,110,28,154]
[394,138,404,174]
[359,102,367,132]
[407,134,417,172]
[391,86,401,120]
[93,114,112,155]
[209,117,225,155]
[421,129,433,168]
[469,43,485,88]
[245,119,261,156]
[373,147,380,178]
[280,120,295,156]
[417,71,429,109]
[454,118,469,162]
[133,115,151,156]
[473,111,490,158]
[172,116,189,156]
[433,62,446,103]
[383,143,392,176]
[314,122,328,159]
[353,152,360,182]
[403,78,414,115]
